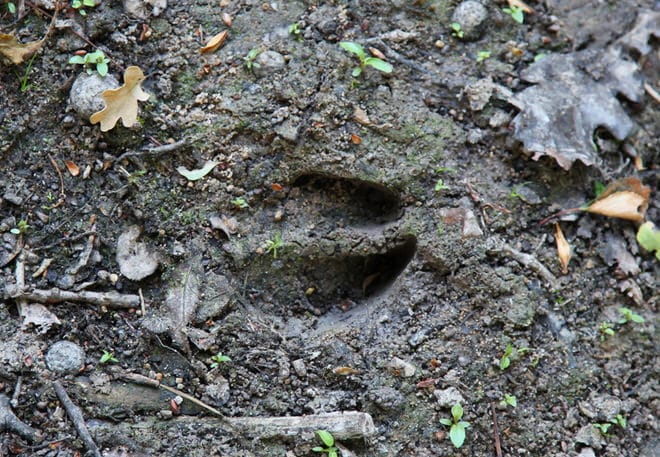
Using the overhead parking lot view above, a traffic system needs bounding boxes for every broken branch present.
[52,381,101,457]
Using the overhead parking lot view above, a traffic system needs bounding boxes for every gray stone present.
[253,51,286,78]
[578,392,622,421]
[451,1,489,41]
[204,375,230,406]
[368,386,405,414]
[574,424,605,450]
[45,341,85,374]
[433,386,465,408]
[123,0,167,19]
[464,77,495,111]
[386,357,416,378]
[69,72,119,120]
[292,359,307,377]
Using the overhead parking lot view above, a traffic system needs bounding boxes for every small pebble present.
[45,341,85,374]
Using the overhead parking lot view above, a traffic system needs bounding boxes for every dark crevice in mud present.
[302,235,417,309]
[291,173,401,225]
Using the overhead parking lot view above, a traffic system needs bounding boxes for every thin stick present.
[52,381,101,457]
[4,286,141,309]
[47,153,66,207]
[10,376,23,408]
[114,138,189,163]
[491,402,502,457]
[496,243,558,288]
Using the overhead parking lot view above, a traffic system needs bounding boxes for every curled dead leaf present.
[333,366,360,376]
[200,30,228,54]
[353,107,371,126]
[0,33,45,65]
[90,66,150,132]
[351,133,361,145]
[508,0,534,14]
[586,177,650,222]
[554,223,571,275]
[222,12,232,27]
[64,160,80,177]
[368,47,386,60]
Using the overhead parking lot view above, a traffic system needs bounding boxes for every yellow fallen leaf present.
[586,177,650,222]
[554,223,571,275]
[200,30,228,54]
[0,32,45,65]
[90,66,150,132]
[333,366,360,376]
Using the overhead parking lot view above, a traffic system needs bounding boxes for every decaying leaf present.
[600,232,640,276]
[586,177,649,222]
[509,11,658,170]
[554,223,571,275]
[0,33,45,65]
[353,107,371,126]
[636,221,660,260]
[19,303,61,333]
[90,66,150,132]
[116,225,160,280]
[200,30,228,54]
[141,254,202,352]
[176,160,219,181]
[64,160,80,177]
[333,366,360,376]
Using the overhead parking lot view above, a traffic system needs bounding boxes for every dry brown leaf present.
[554,223,571,275]
[64,160,80,177]
[333,366,360,376]
[351,133,361,145]
[586,177,650,222]
[200,30,228,54]
[354,107,371,126]
[90,66,149,132]
[0,32,45,65]
[368,47,386,60]
[222,12,232,27]
[508,0,534,14]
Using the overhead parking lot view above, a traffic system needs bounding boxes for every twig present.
[491,402,502,457]
[47,153,66,208]
[114,138,190,163]
[3,286,141,309]
[52,381,101,457]
[495,243,558,288]
[116,371,227,420]
[10,376,23,408]
[0,394,42,443]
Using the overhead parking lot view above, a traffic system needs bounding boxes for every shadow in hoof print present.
[239,173,416,314]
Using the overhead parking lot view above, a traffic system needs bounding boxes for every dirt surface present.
[0,1,658,456]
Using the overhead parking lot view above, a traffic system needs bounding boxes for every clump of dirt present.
[0,1,657,456]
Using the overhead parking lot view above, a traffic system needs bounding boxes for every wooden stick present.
[491,402,502,457]
[0,394,41,443]
[4,286,141,308]
[53,381,101,457]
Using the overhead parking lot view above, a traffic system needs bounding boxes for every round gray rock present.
[69,72,119,120]
[451,1,489,41]
[46,341,85,374]
[253,51,286,78]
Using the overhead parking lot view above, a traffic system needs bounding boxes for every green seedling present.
[500,393,517,408]
[339,41,393,78]
[10,219,29,235]
[265,232,283,259]
[70,0,96,16]
[288,22,302,41]
[68,49,110,76]
[502,5,524,24]
[210,352,231,368]
[99,350,118,364]
[312,430,339,457]
[499,343,513,370]
[599,322,615,341]
[618,307,644,325]
[593,414,626,436]
[593,422,612,436]
[434,178,449,192]
[17,53,38,92]
[450,22,464,39]
[244,48,260,70]
[533,53,547,62]
[439,404,470,448]
[230,197,249,210]
[636,221,660,260]
[476,50,491,63]
[611,413,626,429]
[6,2,16,14]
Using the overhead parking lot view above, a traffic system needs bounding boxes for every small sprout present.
[450,22,464,39]
[210,352,231,369]
[499,343,513,370]
[611,413,626,429]
[618,307,644,325]
[7,2,16,14]
[476,50,491,63]
[593,422,612,436]
[599,322,615,341]
[439,404,470,448]
[636,221,660,260]
[69,49,110,76]
[434,178,449,192]
[230,197,249,210]
[70,0,97,16]
[500,393,517,408]
[99,350,118,364]
[312,430,339,457]
[502,5,524,24]
[244,48,260,70]
[10,219,29,235]
[339,41,392,78]
[288,22,303,41]
[533,53,546,62]
[264,232,283,259]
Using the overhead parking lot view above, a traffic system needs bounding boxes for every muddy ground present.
[0,0,658,456]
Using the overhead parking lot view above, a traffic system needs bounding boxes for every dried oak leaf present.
[90,66,149,132]
[586,177,649,222]
[0,32,45,65]
[509,11,658,170]
[554,223,571,275]
[199,30,228,54]
[116,225,160,280]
